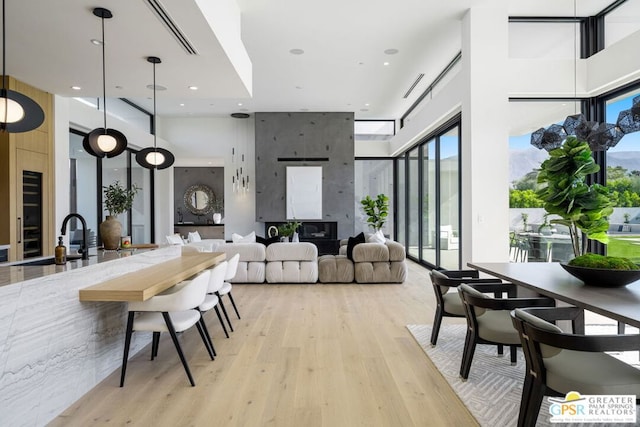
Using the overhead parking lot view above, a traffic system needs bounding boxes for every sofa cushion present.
[166,234,184,245]
[187,231,201,242]
[346,232,365,260]
[266,260,318,283]
[216,242,266,262]
[232,231,257,243]
[386,240,406,262]
[367,229,385,244]
[318,255,354,283]
[352,243,389,263]
[266,242,317,262]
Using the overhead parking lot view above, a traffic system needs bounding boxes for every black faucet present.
[60,213,89,260]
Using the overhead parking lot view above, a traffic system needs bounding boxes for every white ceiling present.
[4,0,618,120]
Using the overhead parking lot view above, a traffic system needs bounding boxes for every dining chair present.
[429,269,503,346]
[217,253,241,333]
[511,306,640,427]
[457,282,555,380]
[119,270,214,387]
[199,261,231,339]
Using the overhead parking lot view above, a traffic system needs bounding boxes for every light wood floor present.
[52,261,477,427]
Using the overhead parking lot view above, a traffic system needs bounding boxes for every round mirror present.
[184,184,215,216]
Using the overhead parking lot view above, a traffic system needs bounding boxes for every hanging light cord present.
[152,60,157,150]
[100,12,107,129]
[574,0,578,115]
[2,0,5,92]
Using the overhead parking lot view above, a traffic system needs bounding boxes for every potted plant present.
[101,181,140,250]
[360,194,389,231]
[536,136,639,283]
[278,220,302,242]
[212,197,224,224]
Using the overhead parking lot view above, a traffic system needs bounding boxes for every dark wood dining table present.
[468,262,640,330]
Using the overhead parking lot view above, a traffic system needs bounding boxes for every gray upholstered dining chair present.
[428,269,503,346]
[511,306,640,427]
[457,282,555,380]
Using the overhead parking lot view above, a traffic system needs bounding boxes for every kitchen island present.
[0,245,222,426]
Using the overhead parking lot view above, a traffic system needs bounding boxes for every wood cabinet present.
[0,77,54,261]
[174,224,225,240]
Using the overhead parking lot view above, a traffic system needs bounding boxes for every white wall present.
[159,116,259,239]
[54,98,176,245]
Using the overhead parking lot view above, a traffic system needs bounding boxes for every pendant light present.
[135,56,174,170]
[83,7,127,158]
[0,0,44,132]
[531,0,628,152]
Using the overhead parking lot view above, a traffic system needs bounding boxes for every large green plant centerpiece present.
[360,194,389,231]
[101,181,140,250]
[536,136,613,258]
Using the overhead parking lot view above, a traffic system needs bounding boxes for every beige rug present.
[407,323,640,427]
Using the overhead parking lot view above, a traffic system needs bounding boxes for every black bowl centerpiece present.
[561,254,640,287]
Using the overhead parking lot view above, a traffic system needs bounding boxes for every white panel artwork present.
[286,166,322,219]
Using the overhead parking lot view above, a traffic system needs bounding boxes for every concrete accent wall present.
[255,112,355,239]
[173,167,224,224]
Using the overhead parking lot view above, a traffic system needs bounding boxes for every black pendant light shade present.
[0,88,44,132]
[0,0,45,133]
[136,146,175,170]
[82,128,128,158]
[136,56,174,170]
[85,7,127,158]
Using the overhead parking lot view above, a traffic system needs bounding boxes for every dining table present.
[468,261,640,331]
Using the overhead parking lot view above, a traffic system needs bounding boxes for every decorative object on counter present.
[360,194,389,231]
[0,0,45,132]
[177,207,183,223]
[101,181,139,250]
[121,236,131,249]
[267,225,279,238]
[212,196,223,224]
[135,56,175,169]
[54,236,66,265]
[83,7,127,158]
[212,213,222,224]
[561,253,640,287]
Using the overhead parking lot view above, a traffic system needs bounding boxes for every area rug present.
[407,324,640,427]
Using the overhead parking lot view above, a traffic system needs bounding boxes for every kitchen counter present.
[0,245,217,426]
[0,248,150,287]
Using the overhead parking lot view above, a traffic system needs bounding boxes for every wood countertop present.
[78,251,225,302]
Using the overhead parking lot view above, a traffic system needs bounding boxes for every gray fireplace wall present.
[255,112,355,239]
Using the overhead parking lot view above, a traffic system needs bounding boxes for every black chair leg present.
[217,294,234,332]
[523,381,546,427]
[162,312,195,387]
[459,330,477,380]
[214,306,230,338]
[497,344,504,356]
[227,292,241,319]
[430,307,443,346]
[196,316,216,359]
[120,311,135,387]
[510,345,517,365]
[518,372,534,427]
[151,332,160,360]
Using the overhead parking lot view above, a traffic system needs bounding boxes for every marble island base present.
[0,246,183,426]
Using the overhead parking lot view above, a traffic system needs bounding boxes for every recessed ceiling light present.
[188,86,198,90]
[383,62,390,66]
[115,85,123,89]
[71,86,81,91]
[146,84,167,91]
[237,102,243,106]
[295,86,302,89]
[384,48,399,55]
[358,61,364,65]
[289,48,304,55]
[90,39,103,45]
[365,103,370,107]
[179,103,185,107]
